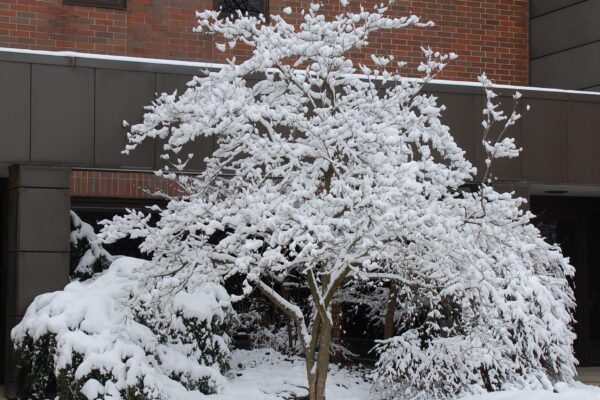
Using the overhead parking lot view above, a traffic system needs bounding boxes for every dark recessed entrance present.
[531,195,600,366]
[0,178,7,384]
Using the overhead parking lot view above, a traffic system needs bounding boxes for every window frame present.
[63,0,127,10]
[213,0,269,20]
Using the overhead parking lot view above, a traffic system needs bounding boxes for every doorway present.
[0,178,7,384]
[531,195,600,366]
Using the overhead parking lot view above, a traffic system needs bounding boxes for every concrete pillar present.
[3,165,70,399]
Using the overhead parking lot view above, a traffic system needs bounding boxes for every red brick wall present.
[0,0,213,59]
[1,0,528,85]
[71,170,183,198]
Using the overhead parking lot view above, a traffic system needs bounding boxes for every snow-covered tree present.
[101,3,575,400]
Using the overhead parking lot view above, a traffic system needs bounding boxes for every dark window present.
[63,0,126,9]
[215,0,268,18]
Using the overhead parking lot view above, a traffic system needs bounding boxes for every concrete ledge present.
[8,165,70,190]
[578,367,600,386]
[0,48,217,76]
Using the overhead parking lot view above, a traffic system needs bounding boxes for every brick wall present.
[1,0,528,85]
[71,170,183,198]
[238,0,530,85]
[0,0,213,59]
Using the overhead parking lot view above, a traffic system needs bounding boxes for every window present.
[63,0,126,9]
[215,0,268,18]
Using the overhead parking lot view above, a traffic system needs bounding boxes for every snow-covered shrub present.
[372,209,575,399]
[12,257,231,400]
[70,210,113,280]
[14,333,58,399]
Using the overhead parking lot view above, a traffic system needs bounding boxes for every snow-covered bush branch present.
[478,73,527,185]
[70,211,113,280]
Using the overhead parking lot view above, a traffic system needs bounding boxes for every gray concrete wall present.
[530,0,600,90]
[0,51,211,172]
[425,82,600,188]
[3,50,600,189]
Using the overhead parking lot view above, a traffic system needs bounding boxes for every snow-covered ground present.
[461,384,600,400]
[211,349,370,400]
[206,349,600,400]
[2,349,600,399]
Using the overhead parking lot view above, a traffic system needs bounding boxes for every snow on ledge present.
[1,46,599,97]
[426,78,600,97]
[0,46,225,70]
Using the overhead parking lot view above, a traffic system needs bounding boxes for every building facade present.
[1,0,600,398]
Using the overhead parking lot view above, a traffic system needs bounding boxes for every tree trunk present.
[281,283,295,351]
[307,321,332,400]
[307,273,333,400]
[383,282,399,339]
